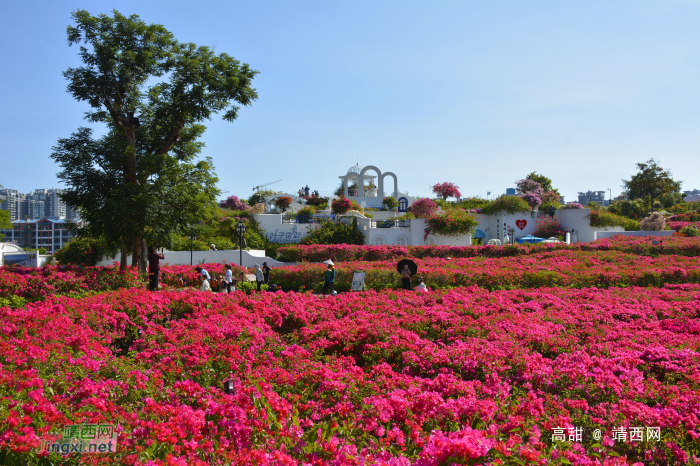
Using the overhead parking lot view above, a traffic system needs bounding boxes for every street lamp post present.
[608,188,612,205]
[236,220,246,267]
[187,229,197,266]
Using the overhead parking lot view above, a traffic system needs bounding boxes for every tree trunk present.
[139,238,147,274]
[132,237,140,268]
[120,240,128,271]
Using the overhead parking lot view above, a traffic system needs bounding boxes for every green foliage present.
[296,206,317,216]
[382,196,398,210]
[0,295,28,309]
[306,196,328,209]
[455,197,492,210]
[587,210,640,231]
[481,195,531,215]
[622,158,682,208]
[424,209,479,237]
[300,218,364,245]
[53,236,114,266]
[237,281,270,293]
[525,172,556,193]
[248,189,275,206]
[54,9,258,270]
[680,226,700,237]
[0,210,10,240]
[609,199,646,219]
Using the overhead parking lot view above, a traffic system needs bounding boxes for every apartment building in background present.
[0,185,78,222]
[577,190,610,207]
[0,217,78,254]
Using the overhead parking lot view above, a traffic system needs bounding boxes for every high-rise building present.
[0,185,78,222]
[577,190,609,207]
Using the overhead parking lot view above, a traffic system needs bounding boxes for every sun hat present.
[323,259,334,266]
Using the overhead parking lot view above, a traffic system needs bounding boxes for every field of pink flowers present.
[270,250,700,292]
[1,285,699,464]
[277,236,700,262]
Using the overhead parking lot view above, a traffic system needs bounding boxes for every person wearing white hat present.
[323,260,335,295]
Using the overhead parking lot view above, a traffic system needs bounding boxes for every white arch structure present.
[343,165,399,199]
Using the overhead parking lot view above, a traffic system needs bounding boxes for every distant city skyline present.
[0,1,698,203]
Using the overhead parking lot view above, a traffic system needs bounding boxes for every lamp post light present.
[187,228,197,266]
[236,219,246,267]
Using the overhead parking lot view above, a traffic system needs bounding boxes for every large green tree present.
[0,210,11,240]
[53,10,258,271]
[525,172,558,194]
[622,158,682,212]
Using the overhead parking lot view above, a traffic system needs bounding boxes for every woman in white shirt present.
[414,276,428,292]
[223,264,234,292]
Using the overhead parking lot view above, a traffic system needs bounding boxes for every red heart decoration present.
[515,219,527,230]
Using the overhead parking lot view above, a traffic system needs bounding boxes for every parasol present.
[397,259,418,276]
[516,235,546,244]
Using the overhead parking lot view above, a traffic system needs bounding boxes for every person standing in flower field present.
[262,262,272,284]
[323,260,336,295]
[147,246,165,291]
[223,264,234,293]
[400,264,412,290]
[254,264,265,291]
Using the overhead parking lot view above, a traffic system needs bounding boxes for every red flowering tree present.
[274,196,292,212]
[331,197,353,215]
[432,182,462,201]
[410,198,439,218]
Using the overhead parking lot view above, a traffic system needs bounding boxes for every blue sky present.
[1,0,698,203]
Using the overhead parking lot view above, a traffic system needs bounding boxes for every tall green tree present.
[525,172,557,194]
[53,10,258,271]
[0,210,11,240]
[622,158,682,212]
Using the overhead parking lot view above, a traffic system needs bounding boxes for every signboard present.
[351,270,365,291]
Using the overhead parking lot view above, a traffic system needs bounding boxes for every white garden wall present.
[594,230,675,240]
[95,250,289,268]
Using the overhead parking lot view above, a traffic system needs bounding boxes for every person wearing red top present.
[147,246,165,291]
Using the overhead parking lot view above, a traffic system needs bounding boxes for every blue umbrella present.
[516,235,546,244]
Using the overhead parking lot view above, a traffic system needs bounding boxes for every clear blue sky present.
[1,0,698,203]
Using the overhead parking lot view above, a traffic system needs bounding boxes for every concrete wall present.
[556,208,625,243]
[594,230,675,240]
[95,249,289,268]
[254,214,317,244]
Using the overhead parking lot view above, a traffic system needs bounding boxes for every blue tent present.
[516,235,546,244]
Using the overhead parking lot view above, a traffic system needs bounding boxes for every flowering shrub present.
[52,236,111,266]
[381,196,398,210]
[481,195,531,215]
[515,178,543,195]
[431,182,461,200]
[273,196,292,212]
[409,198,439,218]
[248,203,265,214]
[588,210,640,231]
[305,196,328,208]
[640,211,667,231]
[277,236,700,261]
[1,285,699,463]
[533,217,566,239]
[560,202,584,209]
[521,192,542,209]
[423,209,478,239]
[680,226,700,237]
[331,196,352,215]
[269,250,700,292]
[221,195,250,211]
[540,190,560,204]
[0,265,141,300]
[668,221,700,232]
